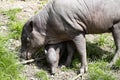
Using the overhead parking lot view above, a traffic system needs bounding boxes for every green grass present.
[114,58,120,69]
[0,8,25,80]
[88,61,116,80]
[70,57,116,80]
[85,34,117,80]
[71,58,80,70]
[35,70,49,80]
[61,66,71,72]
[0,37,23,80]
[1,8,22,21]
[8,21,24,39]
[95,34,114,48]
[1,8,24,39]
[87,34,115,62]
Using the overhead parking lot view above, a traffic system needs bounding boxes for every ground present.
[0,0,120,80]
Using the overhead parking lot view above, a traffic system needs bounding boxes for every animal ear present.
[29,21,33,32]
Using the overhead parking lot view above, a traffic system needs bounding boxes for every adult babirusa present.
[21,0,120,74]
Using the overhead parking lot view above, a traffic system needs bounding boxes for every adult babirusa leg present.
[72,33,88,74]
[110,22,120,66]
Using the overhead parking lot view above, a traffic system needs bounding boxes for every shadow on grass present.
[71,41,114,64]
[86,42,114,62]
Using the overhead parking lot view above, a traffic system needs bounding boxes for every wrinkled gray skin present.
[21,0,120,74]
[45,41,75,74]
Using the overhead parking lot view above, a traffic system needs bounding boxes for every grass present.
[95,34,115,48]
[85,34,117,80]
[61,66,72,72]
[88,61,116,80]
[1,8,22,21]
[87,34,115,62]
[115,58,120,69]
[8,21,24,39]
[1,8,24,39]
[70,59,117,80]
[0,37,23,80]
[0,8,25,80]
[35,70,49,80]
[71,58,80,70]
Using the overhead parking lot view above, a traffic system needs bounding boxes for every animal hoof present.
[51,69,55,75]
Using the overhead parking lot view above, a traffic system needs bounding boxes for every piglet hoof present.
[51,68,56,75]
[51,74,55,78]
[51,70,55,75]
